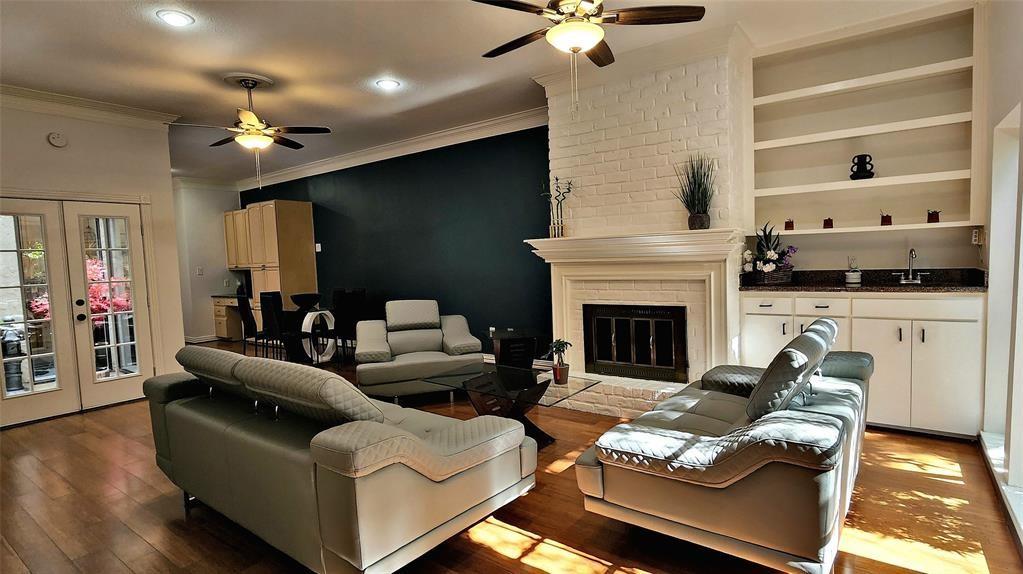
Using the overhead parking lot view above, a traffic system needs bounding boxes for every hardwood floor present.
[2,344,1020,573]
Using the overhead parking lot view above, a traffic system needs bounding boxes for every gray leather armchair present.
[575,318,873,574]
[145,346,536,574]
[355,300,484,398]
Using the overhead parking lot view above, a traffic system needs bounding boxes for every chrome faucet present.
[893,248,929,284]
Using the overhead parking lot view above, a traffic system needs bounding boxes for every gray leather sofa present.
[145,346,536,574]
[575,318,872,574]
[355,300,484,398]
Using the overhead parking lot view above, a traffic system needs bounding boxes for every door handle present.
[782,322,787,336]
[921,328,926,343]
[814,305,830,309]
[758,303,773,308]
[800,323,805,333]
[898,327,903,342]
[76,313,87,322]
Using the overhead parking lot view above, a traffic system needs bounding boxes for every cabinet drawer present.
[742,297,793,315]
[853,298,983,321]
[214,305,227,318]
[212,296,235,307]
[795,297,850,317]
[215,317,229,338]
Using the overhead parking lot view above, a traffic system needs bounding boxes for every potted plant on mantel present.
[546,339,573,385]
[673,153,716,230]
[742,223,798,285]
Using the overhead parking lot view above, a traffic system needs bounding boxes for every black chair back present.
[260,291,285,344]
[495,336,537,369]
[237,295,258,339]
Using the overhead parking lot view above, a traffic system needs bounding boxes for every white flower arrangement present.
[762,262,777,273]
[766,250,778,261]
[743,223,798,279]
[743,249,753,262]
[743,262,753,272]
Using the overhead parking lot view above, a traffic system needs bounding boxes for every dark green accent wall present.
[241,126,552,350]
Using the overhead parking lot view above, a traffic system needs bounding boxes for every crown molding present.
[0,85,178,131]
[532,24,739,97]
[236,106,549,191]
[172,177,239,193]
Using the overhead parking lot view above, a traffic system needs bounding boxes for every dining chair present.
[259,292,287,360]
[236,292,264,357]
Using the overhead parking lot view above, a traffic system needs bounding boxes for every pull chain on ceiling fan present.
[169,74,332,188]
[474,0,705,116]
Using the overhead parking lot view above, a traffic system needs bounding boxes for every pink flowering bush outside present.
[27,258,130,324]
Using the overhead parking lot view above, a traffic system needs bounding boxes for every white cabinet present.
[910,320,983,435]
[743,293,985,436]
[852,318,913,427]
[742,314,793,367]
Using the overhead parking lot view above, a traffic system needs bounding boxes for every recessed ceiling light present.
[375,79,401,91]
[156,9,195,27]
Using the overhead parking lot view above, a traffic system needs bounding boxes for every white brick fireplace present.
[526,26,752,417]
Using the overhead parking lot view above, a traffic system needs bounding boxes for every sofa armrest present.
[355,320,391,363]
[311,415,525,482]
[143,372,205,404]
[594,410,844,488]
[440,315,482,355]
[697,365,765,398]
[820,351,874,382]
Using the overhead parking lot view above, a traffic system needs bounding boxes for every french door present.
[0,199,154,426]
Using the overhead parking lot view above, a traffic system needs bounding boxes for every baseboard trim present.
[979,432,1023,558]
[184,335,220,344]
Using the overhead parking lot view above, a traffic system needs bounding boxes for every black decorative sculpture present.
[850,154,875,180]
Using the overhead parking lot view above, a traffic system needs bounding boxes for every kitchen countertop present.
[739,268,987,293]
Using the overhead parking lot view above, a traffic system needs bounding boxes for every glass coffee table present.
[423,363,602,448]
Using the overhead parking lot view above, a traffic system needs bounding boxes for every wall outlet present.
[972,228,985,245]
[195,266,204,277]
[224,279,231,288]
[315,243,322,253]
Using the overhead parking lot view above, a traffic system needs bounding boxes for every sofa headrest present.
[233,357,385,424]
[746,318,834,420]
[386,300,440,332]
[175,346,249,397]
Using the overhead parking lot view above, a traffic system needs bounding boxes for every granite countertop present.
[739,268,987,293]
[211,294,239,298]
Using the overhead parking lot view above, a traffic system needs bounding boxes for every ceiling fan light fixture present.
[156,9,195,27]
[235,133,273,150]
[545,20,604,53]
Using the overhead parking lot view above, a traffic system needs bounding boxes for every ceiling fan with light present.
[474,0,705,112]
[169,74,332,186]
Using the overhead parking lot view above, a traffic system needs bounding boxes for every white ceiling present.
[1,0,936,183]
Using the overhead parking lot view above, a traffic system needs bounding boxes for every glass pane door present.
[0,200,80,426]
[64,202,153,409]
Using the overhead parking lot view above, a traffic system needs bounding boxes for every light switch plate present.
[315,243,322,252]
[195,266,204,276]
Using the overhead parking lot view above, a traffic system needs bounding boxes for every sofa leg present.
[449,391,455,405]
[183,491,197,516]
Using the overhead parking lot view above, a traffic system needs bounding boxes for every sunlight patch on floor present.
[840,527,989,574]
[467,517,652,574]
[545,448,584,474]
[880,452,963,479]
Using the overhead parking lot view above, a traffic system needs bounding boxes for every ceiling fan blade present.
[270,126,332,134]
[169,122,243,132]
[586,40,615,67]
[471,0,545,15]
[483,28,551,58]
[604,6,705,25]
[237,107,265,128]
[209,136,237,147]
[272,135,304,150]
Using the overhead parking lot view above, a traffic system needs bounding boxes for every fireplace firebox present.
[582,304,688,383]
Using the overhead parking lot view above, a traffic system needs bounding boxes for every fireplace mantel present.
[524,228,745,264]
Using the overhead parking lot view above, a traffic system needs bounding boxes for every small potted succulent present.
[673,153,716,230]
[546,339,573,385]
[742,223,798,285]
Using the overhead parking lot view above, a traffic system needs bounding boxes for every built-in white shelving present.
[749,8,981,236]
[754,169,971,198]
[779,221,974,236]
[753,112,972,151]
[752,57,974,107]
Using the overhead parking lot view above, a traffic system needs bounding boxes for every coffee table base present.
[465,380,558,449]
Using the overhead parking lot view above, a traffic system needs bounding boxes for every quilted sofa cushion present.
[634,387,749,437]
[234,357,385,424]
[357,351,483,386]
[699,365,765,397]
[746,318,836,420]
[388,329,443,355]
[386,300,441,331]
[175,346,248,397]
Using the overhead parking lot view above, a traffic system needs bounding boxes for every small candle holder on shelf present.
[823,217,834,229]
[880,211,893,226]
[927,210,941,224]
[784,219,794,231]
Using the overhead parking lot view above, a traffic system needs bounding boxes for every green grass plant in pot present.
[673,153,716,230]
[546,339,573,385]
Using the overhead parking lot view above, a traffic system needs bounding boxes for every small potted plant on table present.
[743,223,797,285]
[546,339,573,385]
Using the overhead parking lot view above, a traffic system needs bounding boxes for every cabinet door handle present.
[782,322,787,336]
[800,323,805,333]
[921,328,926,343]
[758,303,773,308]
[898,327,903,342]
[814,304,830,309]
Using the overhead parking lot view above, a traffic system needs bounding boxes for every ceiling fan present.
[171,74,331,152]
[170,74,332,187]
[474,0,706,66]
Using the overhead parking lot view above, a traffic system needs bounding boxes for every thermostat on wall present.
[46,132,67,148]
